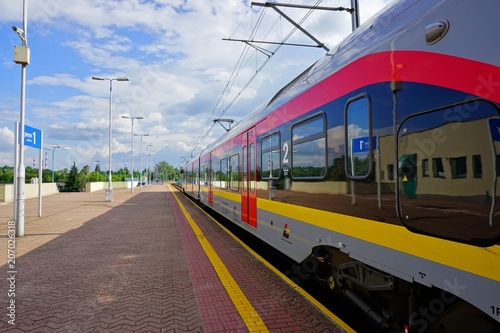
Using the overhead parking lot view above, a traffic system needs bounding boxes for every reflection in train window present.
[250,143,255,192]
[496,155,500,177]
[219,158,228,189]
[194,167,199,185]
[242,146,247,192]
[200,165,207,185]
[261,133,280,179]
[472,155,482,178]
[387,164,394,181]
[291,115,326,178]
[229,154,239,191]
[432,158,445,178]
[397,100,500,245]
[422,159,429,177]
[345,95,372,178]
[450,156,467,179]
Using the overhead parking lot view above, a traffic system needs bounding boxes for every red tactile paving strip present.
[169,191,247,332]
[0,185,344,332]
[171,189,344,333]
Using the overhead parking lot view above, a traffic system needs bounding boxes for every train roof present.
[192,0,401,159]
[190,0,500,162]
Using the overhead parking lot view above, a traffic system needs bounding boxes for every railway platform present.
[0,183,349,332]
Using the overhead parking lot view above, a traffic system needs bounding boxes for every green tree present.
[64,162,81,192]
[25,166,38,181]
[42,169,52,183]
[0,166,14,183]
[79,166,90,189]
[155,161,180,182]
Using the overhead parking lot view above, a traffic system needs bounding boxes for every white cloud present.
[0,0,393,169]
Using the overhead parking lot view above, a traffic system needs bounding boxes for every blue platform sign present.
[489,119,500,141]
[18,124,42,149]
[352,136,377,153]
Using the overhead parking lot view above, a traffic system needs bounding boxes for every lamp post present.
[122,115,143,193]
[92,75,129,202]
[134,133,149,189]
[12,0,29,237]
[50,145,70,183]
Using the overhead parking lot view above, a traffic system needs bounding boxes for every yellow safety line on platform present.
[172,186,355,333]
[170,186,269,333]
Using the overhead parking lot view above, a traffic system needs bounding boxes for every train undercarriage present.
[303,246,499,333]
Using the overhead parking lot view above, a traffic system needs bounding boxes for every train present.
[182,0,500,332]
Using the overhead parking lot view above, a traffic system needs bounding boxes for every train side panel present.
[185,0,500,330]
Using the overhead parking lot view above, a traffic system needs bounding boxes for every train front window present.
[397,100,500,246]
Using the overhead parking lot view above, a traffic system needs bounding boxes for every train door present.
[241,127,257,227]
[208,152,214,206]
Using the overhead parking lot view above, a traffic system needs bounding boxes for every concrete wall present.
[0,183,59,203]
[0,181,136,202]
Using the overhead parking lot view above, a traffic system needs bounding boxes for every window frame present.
[344,93,374,180]
[229,154,239,191]
[261,132,281,180]
[291,113,327,180]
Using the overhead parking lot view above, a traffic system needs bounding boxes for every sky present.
[0,0,393,174]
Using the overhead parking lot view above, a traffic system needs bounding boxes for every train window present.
[219,158,228,189]
[229,154,239,191]
[291,114,326,178]
[261,133,280,179]
[397,99,500,246]
[200,165,207,185]
[194,167,199,185]
[211,156,218,187]
[242,146,247,192]
[250,143,255,192]
[345,95,373,179]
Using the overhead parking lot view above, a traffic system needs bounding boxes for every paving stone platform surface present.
[0,184,344,332]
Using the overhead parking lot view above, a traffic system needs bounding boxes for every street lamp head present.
[92,76,129,82]
[52,145,61,149]
[122,115,144,120]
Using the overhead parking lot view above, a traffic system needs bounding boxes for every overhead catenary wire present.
[185,0,324,160]
[185,4,271,159]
